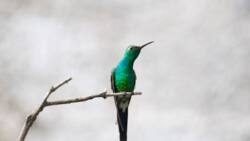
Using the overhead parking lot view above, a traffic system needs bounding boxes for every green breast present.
[115,68,136,92]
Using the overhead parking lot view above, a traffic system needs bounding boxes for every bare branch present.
[18,77,141,141]
[18,77,72,141]
[46,91,142,106]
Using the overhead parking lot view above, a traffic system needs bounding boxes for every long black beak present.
[140,41,154,49]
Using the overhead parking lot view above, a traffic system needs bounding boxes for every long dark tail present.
[117,107,128,141]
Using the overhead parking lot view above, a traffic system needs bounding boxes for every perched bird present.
[111,41,154,141]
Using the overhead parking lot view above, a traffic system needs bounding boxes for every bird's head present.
[124,41,154,61]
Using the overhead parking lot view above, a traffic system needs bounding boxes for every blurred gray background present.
[1,0,250,141]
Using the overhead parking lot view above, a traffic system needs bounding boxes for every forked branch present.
[17,77,141,141]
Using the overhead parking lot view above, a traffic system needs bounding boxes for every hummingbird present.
[111,41,154,141]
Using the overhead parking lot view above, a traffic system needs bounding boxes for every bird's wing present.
[111,68,121,109]
[111,68,121,125]
[111,68,118,92]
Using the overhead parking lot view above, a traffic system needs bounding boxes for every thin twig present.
[17,78,142,141]
[46,91,141,106]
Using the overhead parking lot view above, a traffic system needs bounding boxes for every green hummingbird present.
[111,41,154,141]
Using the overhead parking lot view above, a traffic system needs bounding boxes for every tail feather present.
[117,108,128,141]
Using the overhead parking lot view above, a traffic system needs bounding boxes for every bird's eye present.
[127,47,136,51]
